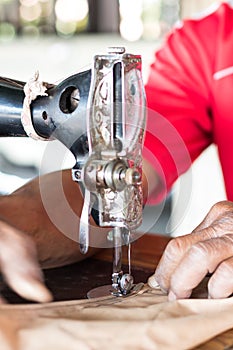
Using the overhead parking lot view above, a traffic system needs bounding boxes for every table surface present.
[0,233,232,349]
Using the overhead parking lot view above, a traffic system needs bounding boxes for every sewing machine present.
[0,47,146,297]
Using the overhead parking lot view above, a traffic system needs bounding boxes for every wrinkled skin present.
[148,201,233,300]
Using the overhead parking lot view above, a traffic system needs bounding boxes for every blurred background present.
[0,0,218,41]
[0,0,227,235]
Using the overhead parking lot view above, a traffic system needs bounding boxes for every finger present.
[168,234,233,300]
[208,256,233,299]
[2,258,53,303]
[4,274,52,303]
[148,201,233,292]
[193,201,233,233]
[148,235,193,291]
[148,235,197,291]
[150,226,216,292]
[150,213,233,293]
[0,224,52,303]
[0,295,7,304]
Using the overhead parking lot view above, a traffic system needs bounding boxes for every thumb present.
[147,273,161,290]
[0,221,53,303]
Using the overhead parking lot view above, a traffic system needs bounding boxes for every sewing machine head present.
[71,46,146,249]
[71,47,147,297]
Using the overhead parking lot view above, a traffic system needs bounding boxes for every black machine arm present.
[0,71,91,161]
[0,77,27,136]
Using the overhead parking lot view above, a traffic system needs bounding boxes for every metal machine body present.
[0,47,146,297]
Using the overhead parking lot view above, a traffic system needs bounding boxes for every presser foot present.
[87,282,144,299]
[111,271,134,296]
[87,270,143,299]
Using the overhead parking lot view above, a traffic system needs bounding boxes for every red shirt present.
[144,2,233,203]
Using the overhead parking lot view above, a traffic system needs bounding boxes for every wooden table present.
[0,233,232,349]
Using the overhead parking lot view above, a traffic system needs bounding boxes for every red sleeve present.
[144,7,220,203]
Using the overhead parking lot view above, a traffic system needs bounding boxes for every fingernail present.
[16,279,53,303]
[0,296,7,304]
[147,275,160,289]
[32,282,53,303]
[168,290,177,301]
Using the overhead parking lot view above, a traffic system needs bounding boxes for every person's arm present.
[142,159,163,203]
[148,200,233,299]
[143,6,223,203]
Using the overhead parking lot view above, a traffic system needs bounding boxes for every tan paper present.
[0,285,232,350]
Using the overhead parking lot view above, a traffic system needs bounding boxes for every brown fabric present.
[0,285,232,350]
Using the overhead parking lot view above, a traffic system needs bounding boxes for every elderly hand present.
[0,220,52,303]
[148,201,233,300]
[0,169,102,303]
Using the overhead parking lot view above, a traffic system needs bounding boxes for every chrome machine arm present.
[72,47,146,296]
